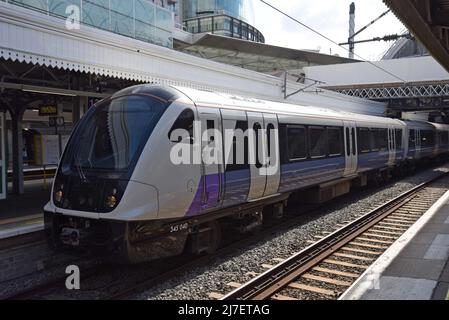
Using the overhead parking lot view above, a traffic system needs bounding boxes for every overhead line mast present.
[343,3,400,58]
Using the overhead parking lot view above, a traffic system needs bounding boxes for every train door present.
[221,110,250,207]
[198,107,223,211]
[344,121,358,176]
[262,113,280,197]
[247,112,267,200]
[0,113,5,200]
[388,127,396,166]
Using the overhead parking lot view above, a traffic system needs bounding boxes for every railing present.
[327,82,449,100]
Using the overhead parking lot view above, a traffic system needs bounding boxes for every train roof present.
[173,85,403,126]
[403,120,449,131]
[110,85,449,130]
[431,122,449,131]
[111,84,182,103]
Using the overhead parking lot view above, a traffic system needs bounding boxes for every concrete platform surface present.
[0,180,49,239]
[0,214,43,239]
[0,179,51,220]
[341,191,449,300]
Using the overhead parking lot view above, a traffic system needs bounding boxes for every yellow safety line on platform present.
[25,218,43,225]
[0,214,43,226]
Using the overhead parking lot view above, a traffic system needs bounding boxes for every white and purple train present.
[44,85,449,263]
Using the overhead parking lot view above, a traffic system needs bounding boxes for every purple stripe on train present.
[185,173,221,217]
[185,170,251,217]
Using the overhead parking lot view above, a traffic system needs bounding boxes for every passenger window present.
[409,130,416,149]
[440,131,449,146]
[374,128,388,151]
[346,128,350,156]
[352,128,356,156]
[168,109,194,144]
[267,124,275,160]
[309,127,327,158]
[328,127,343,156]
[421,130,435,147]
[357,128,371,153]
[287,126,307,161]
[226,120,249,172]
[207,120,215,143]
[254,123,263,169]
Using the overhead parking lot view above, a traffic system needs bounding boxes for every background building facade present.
[181,0,264,43]
[2,0,175,48]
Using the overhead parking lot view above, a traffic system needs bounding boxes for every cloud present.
[253,0,405,61]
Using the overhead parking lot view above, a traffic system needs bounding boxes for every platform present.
[341,191,449,300]
[0,179,50,240]
[7,165,57,182]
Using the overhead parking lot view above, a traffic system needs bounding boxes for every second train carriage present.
[44,85,449,262]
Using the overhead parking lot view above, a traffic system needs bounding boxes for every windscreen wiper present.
[75,155,89,183]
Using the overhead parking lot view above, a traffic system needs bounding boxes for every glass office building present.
[182,0,264,43]
[3,0,174,48]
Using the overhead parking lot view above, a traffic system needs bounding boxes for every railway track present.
[219,171,449,301]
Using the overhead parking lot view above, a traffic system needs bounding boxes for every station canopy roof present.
[384,0,449,72]
[174,34,358,75]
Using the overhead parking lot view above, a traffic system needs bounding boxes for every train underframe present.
[44,193,289,264]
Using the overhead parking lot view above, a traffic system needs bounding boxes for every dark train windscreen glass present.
[60,95,166,173]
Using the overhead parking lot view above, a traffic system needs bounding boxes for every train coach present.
[44,85,449,263]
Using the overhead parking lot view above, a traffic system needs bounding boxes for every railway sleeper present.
[312,267,360,279]
[301,273,352,287]
[340,247,381,256]
[289,282,337,297]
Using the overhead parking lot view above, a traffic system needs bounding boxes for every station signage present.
[39,104,58,116]
[49,116,65,127]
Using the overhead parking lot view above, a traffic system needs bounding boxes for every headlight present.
[105,195,117,208]
[54,183,64,203]
[103,183,125,212]
[54,190,63,203]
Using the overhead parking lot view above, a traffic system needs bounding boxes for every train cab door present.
[247,112,267,201]
[198,107,224,211]
[0,112,5,200]
[388,127,396,166]
[262,113,280,197]
[344,121,358,176]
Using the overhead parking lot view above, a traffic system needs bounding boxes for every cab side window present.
[168,109,195,144]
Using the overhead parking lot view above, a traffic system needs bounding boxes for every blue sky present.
[253,0,405,61]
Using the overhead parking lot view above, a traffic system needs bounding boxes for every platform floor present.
[0,179,50,239]
[342,191,449,300]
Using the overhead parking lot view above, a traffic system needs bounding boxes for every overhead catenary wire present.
[259,0,407,84]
